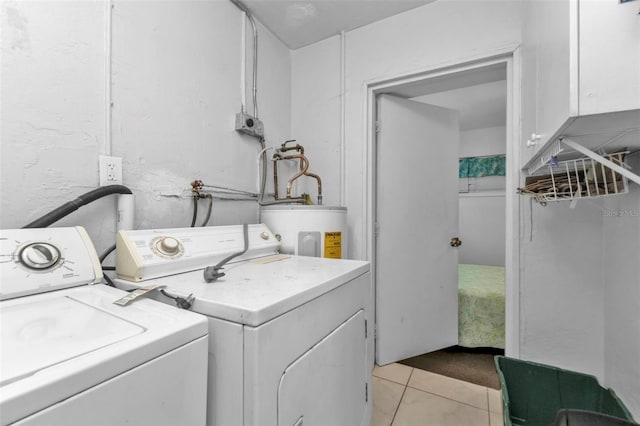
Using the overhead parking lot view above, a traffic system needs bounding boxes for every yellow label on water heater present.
[324,232,342,259]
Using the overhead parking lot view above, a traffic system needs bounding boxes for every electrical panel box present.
[235,112,264,139]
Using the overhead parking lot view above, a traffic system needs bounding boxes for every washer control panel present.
[18,241,62,270]
[0,227,103,300]
[151,236,184,258]
[116,223,280,282]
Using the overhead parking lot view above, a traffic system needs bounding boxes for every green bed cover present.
[458,263,505,349]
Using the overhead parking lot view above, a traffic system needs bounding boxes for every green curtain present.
[459,155,506,178]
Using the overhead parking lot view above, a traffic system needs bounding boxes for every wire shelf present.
[518,151,629,203]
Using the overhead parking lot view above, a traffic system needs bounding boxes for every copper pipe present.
[283,154,309,198]
[279,144,304,154]
[304,171,322,205]
[272,153,282,200]
[257,141,305,206]
[268,141,322,205]
[270,153,308,204]
[279,139,305,155]
[295,157,322,204]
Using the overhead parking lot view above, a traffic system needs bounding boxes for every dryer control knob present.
[260,232,270,240]
[20,242,61,270]
[157,237,181,256]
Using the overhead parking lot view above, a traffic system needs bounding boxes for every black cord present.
[200,194,213,227]
[100,244,116,263]
[203,223,248,283]
[159,289,194,310]
[190,196,198,227]
[98,245,118,287]
[191,194,213,227]
[102,273,116,287]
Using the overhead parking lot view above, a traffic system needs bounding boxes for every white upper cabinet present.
[580,0,640,115]
[521,0,640,167]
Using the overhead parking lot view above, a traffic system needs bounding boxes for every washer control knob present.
[260,232,269,240]
[20,242,60,270]
[157,237,181,255]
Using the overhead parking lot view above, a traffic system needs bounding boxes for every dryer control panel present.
[0,227,103,300]
[116,224,280,282]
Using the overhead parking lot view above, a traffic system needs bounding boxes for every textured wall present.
[1,1,109,237]
[1,0,291,256]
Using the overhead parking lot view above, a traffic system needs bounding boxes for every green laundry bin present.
[494,356,635,426]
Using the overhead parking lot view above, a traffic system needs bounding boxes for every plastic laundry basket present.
[494,356,635,426]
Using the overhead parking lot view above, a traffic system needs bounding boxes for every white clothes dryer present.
[0,227,209,426]
[114,224,373,426]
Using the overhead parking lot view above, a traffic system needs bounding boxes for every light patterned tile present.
[371,376,406,426]
[488,388,503,414]
[489,410,504,426]
[407,369,489,410]
[373,363,414,386]
[392,387,490,426]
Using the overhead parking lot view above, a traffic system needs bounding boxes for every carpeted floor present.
[399,346,503,389]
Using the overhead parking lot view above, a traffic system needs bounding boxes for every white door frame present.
[364,47,522,358]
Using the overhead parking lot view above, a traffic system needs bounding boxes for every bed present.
[458,263,505,349]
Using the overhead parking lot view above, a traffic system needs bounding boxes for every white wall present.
[1,0,292,255]
[459,195,505,266]
[1,1,108,236]
[290,36,342,206]
[519,173,640,418]
[458,126,506,266]
[292,0,523,261]
[603,152,640,418]
[520,200,605,379]
[460,126,506,158]
[291,0,630,394]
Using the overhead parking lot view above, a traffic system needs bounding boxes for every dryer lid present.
[0,295,143,387]
[128,255,370,326]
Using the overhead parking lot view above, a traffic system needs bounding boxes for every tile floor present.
[371,363,504,426]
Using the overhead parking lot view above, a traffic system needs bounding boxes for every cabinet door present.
[536,0,578,146]
[579,0,640,115]
[520,0,540,166]
[520,0,578,167]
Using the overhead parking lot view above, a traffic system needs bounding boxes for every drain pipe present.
[23,185,134,229]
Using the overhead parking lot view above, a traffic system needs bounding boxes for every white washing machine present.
[114,224,373,426]
[0,227,209,426]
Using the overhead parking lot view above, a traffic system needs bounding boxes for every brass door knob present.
[450,237,462,247]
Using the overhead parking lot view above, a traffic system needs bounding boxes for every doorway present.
[368,52,521,366]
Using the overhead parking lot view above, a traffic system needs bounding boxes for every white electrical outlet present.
[99,155,122,186]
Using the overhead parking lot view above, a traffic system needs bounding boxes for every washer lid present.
[0,284,208,425]
[1,296,143,387]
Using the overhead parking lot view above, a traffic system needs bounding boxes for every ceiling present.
[242,0,436,49]
[387,63,507,131]
[238,0,505,131]
[412,80,507,131]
